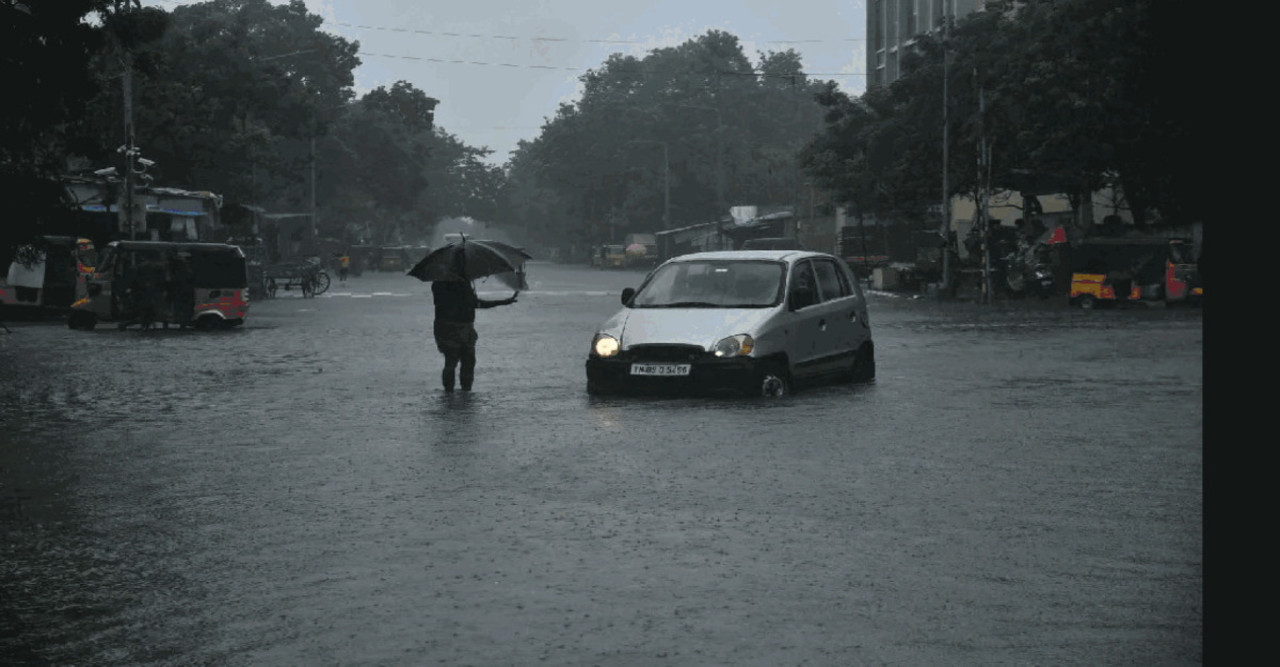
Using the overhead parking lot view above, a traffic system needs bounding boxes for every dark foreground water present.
[2,265,1202,665]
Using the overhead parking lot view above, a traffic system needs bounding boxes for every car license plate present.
[630,363,691,376]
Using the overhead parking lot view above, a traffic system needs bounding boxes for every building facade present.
[867,0,983,88]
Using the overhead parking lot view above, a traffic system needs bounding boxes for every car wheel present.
[759,364,789,398]
[1077,294,1097,310]
[850,343,876,383]
[586,379,612,396]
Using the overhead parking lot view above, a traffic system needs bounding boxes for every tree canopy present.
[802,0,1203,229]
[3,0,508,257]
[501,30,833,250]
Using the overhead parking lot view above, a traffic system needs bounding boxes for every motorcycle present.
[1003,241,1055,298]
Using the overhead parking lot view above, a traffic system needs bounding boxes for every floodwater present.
[1,263,1202,665]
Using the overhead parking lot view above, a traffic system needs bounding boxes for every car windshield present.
[632,260,785,308]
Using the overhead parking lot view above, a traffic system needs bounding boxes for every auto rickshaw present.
[1068,237,1202,309]
[378,246,409,272]
[594,244,626,269]
[68,240,250,330]
[0,236,96,311]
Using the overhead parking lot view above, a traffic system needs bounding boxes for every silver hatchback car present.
[585,250,874,397]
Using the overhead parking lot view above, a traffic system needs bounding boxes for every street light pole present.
[940,8,952,293]
[310,134,318,242]
[661,141,670,230]
[629,139,670,230]
[123,51,136,240]
[672,99,724,216]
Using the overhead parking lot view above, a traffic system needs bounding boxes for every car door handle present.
[818,318,827,331]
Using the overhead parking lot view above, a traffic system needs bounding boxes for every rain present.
[3,1,1203,664]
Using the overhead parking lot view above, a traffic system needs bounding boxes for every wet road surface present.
[2,263,1202,665]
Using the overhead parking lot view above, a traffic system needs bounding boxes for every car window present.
[789,260,819,309]
[812,259,846,302]
[837,257,866,301]
[834,258,855,297]
[632,260,784,308]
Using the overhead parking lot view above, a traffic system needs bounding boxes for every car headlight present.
[712,334,754,358]
[592,333,619,358]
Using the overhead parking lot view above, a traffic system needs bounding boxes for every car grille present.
[627,344,705,362]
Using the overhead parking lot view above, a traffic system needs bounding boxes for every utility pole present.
[629,139,670,230]
[661,140,670,230]
[939,8,952,293]
[977,71,992,305]
[714,73,725,216]
[310,134,318,243]
[123,51,136,240]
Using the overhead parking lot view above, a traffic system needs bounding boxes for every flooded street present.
[2,263,1202,665]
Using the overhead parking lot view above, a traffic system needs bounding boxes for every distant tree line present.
[801,0,1205,232]
[500,30,835,252]
[3,0,1202,264]
[2,0,502,260]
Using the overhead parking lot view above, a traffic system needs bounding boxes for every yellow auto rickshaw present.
[1069,237,1202,309]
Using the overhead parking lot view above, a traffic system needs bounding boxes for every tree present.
[504,30,833,247]
[66,0,361,209]
[803,0,1203,234]
[1,1,162,258]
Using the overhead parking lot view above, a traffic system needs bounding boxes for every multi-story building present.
[867,0,984,88]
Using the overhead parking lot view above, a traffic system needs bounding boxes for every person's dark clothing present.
[123,260,165,329]
[433,321,479,391]
[432,280,509,323]
[430,279,514,391]
[168,258,195,325]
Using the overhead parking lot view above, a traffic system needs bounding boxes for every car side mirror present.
[621,287,635,306]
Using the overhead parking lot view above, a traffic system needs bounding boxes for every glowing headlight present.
[712,334,755,358]
[592,334,620,358]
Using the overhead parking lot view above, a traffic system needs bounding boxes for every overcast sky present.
[147,1,867,165]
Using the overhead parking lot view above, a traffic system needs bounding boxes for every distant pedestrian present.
[339,253,350,283]
[431,254,517,392]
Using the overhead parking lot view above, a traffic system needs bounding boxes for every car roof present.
[667,249,828,263]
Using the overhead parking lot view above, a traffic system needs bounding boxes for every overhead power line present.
[361,52,866,77]
[330,20,865,46]
[144,2,867,76]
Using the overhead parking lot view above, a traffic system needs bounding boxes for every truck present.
[838,224,889,279]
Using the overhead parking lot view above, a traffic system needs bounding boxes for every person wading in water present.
[431,252,517,392]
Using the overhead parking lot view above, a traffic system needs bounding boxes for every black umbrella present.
[471,239,532,290]
[407,238,530,289]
